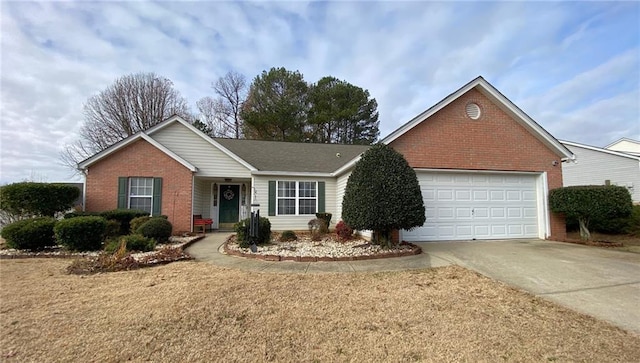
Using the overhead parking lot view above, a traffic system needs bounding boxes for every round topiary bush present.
[105,234,156,253]
[136,217,172,243]
[54,216,107,251]
[1,217,57,250]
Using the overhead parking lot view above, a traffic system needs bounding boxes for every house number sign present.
[223,189,235,200]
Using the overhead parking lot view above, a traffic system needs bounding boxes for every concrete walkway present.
[185,232,452,273]
[186,233,640,335]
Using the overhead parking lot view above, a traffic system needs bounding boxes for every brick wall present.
[84,139,194,234]
[390,88,566,240]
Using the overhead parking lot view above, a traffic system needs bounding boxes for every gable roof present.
[214,138,370,174]
[381,76,575,160]
[605,137,640,149]
[146,115,257,171]
[561,140,640,161]
[77,132,197,172]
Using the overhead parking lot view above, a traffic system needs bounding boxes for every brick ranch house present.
[78,76,574,241]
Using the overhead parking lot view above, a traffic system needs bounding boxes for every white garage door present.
[402,172,539,241]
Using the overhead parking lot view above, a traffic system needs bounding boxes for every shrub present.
[105,234,156,253]
[335,220,353,242]
[104,220,121,238]
[550,185,633,241]
[130,216,152,234]
[101,209,150,235]
[308,218,322,233]
[234,216,272,248]
[63,211,102,219]
[136,217,172,243]
[625,205,640,237]
[315,213,332,233]
[280,230,297,242]
[54,216,107,251]
[342,143,425,247]
[1,217,57,250]
[0,182,80,217]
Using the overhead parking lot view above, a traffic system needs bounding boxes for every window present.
[129,177,153,214]
[276,181,317,215]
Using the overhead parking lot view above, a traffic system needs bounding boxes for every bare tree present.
[196,70,247,138]
[61,72,191,171]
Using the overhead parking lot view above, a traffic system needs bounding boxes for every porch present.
[193,177,252,231]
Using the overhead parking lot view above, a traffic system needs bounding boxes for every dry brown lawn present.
[1,259,639,362]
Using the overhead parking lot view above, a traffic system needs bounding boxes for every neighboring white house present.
[561,140,640,203]
[605,138,640,157]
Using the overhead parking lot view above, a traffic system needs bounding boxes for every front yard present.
[1,259,639,362]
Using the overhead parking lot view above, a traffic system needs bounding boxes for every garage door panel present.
[473,190,489,201]
[490,190,505,201]
[403,171,539,242]
[474,207,489,218]
[506,190,521,201]
[455,190,472,200]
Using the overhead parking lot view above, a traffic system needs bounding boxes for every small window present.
[466,103,481,120]
[129,177,153,214]
[276,181,317,215]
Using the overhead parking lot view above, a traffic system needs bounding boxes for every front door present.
[219,184,240,224]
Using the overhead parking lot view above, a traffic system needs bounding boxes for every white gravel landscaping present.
[0,235,201,261]
[225,234,417,258]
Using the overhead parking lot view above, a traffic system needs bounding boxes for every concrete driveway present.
[418,239,640,335]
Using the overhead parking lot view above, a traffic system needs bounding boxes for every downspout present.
[191,174,195,233]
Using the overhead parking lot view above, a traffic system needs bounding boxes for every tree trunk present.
[578,217,591,241]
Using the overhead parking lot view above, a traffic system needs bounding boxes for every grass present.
[1,258,639,362]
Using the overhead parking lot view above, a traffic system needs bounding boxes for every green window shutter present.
[317,181,325,213]
[117,177,128,209]
[152,178,163,216]
[268,181,276,216]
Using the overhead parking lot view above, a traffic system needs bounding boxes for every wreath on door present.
[223,188,235,200]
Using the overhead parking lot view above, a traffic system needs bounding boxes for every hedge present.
[1,182,79,217]
[1,217,57,250]
[54,216,107,251]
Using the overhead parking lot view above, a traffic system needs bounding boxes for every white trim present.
[218,183,244,223]
[381,76,574,160]
[561,140,640,161]
[537,172,550,239]
[333,155,362,176]
[275,180,318,216]
[147,115,257,171]
[78,133,198,172]
[252,170,334,177]
[412,167,541,175]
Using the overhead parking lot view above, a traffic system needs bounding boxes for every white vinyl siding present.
[403,171,540,241]
[151,122,251,178]
[334,172,350,223]
[253,175,336,231]
[562,144,640,202]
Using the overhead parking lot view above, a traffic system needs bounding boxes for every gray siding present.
[252,175,337,231]
[562,144,640,202]
[151,122,251,178]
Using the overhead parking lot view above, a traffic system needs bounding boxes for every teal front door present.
[219,184,240,224]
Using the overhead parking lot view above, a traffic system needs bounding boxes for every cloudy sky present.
[1,1,638,184]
